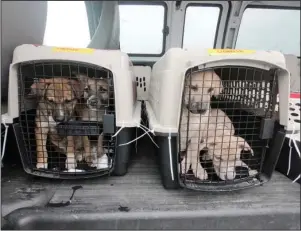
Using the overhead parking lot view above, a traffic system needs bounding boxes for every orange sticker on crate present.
[52,47,95,54]
[208,49,256,55]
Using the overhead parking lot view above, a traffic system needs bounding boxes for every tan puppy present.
[180,107,210,180]
[201,135,258,181]
[75,73,110,169]
[201,109,258,180]
[184,70,223,114]
[31,77,85,170]
[180,70,223,180]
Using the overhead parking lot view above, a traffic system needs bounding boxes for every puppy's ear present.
[69,79,84,99]
[73,72,89,84]
[29,78,52,97]
[212,71,223,97]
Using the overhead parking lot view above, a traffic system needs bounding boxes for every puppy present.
[201,135,258,181]
[201,109,258,180]
[203,108,235,138]
[184,70,223,114]
[31,77,84,170]
[180,107,210,180]
[180,70,223,180]
[75,73,110,169]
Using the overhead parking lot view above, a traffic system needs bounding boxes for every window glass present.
[119,5,165,54]
[43,1,90,48]
[183,6,220,50]
[236,8,300,56]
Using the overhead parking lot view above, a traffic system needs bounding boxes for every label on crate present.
[52,47,95,54]
[208,49,256,55]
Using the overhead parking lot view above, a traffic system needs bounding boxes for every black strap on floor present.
[46,185,83,208]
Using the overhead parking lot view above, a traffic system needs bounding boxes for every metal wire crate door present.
[179,66,278,190]
[18,61,116,178]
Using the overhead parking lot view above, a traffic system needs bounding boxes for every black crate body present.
[15,61,133,179]
[175,66,282,191]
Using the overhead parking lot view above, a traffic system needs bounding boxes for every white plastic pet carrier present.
[146,48,290,191]
[8,44,141,179]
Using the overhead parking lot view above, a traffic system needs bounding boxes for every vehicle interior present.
[1,1,300,229]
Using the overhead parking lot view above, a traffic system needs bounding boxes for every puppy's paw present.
[65,162,76,170]
[181,160,190,174]
[64,168,85,173]
[36,162,48,169]
[93,155,109,169]
[249,169,258,176]
[76,154,83,162]
[196,168,208,180]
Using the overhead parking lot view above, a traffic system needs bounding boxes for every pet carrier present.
[146,48,290,190]
[8,44,140,179]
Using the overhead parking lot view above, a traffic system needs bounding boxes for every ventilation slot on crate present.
[136,76,147,92]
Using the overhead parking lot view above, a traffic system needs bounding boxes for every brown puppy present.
[75,74,110,169]
[31,77,84,170]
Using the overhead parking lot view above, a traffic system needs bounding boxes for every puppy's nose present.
[88,99,98,107]
[53,116,65,123]
[197,109,207,115]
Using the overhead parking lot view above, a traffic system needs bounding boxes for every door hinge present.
[163,26,170,36]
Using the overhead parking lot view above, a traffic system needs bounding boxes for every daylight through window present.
[119,4,165,54]
[183,6,220,50]
[43,1,90,48]
[236,8,300,56]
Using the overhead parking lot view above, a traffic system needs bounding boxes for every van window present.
[119,4,165,55]
[43,1,90,48]
[183,6,220,50]
[236,8,300,56]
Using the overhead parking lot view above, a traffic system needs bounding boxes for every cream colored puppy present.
[180,70,223,180]
[201,109,258,180]
[180,107,210,180]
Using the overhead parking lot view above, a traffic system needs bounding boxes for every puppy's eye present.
[84,86,90,91]
[190,85,198,91]
[47,99,54,103]
[99,86,107,92]
[208,87,214,93]
[65,99,73,103]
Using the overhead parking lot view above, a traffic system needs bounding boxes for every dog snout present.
[188,102,209,114]
[87,95,99,108]
[53,105,67,122]
[197,108,207,115]
[88,98,98,107]
[53,114,65,123]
